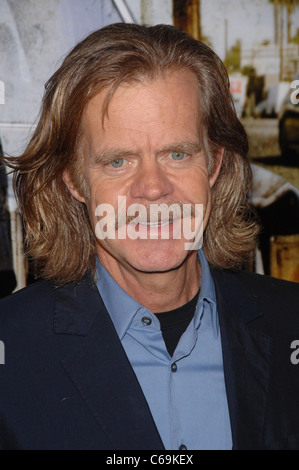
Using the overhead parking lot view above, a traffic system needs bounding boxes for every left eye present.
[110,158,125,168]
[170,152,186,160]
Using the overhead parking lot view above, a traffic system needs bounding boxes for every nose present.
[130,159,174,202]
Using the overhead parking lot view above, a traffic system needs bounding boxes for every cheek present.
[81,176,103,225]
[86,176,122,231]
[179,173,211,205]
[87,173,111,209]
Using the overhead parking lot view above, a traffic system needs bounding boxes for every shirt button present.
[179,444,187,450]
[141,316,152,326]
[171,362,177,372]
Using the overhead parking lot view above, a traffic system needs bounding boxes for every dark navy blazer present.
[0,269,298,450]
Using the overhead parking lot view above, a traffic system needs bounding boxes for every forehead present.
[81,69,201,150]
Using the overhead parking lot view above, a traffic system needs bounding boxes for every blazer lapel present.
[53,272,164,450]
[51,267,273,450]
[212,269,273,450]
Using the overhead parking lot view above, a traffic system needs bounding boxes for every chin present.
[126,241,190,273]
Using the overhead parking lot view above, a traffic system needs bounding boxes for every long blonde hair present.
[4,23,259,283]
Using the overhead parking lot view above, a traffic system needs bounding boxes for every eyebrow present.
[93,141,202,165]
[158,141,202,155]
[93,148,135,165]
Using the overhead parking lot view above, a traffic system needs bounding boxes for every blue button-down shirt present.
[96,249,232,450]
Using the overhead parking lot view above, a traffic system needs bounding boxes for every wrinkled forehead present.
[80,69,203,147]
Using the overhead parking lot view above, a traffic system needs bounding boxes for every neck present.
[98,251,201,313]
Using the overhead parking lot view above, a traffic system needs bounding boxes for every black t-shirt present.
[154,290,200,357]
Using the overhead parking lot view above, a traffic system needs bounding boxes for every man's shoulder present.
[0,271,95,311]
[0,280,56,336]
[0,279,55,312]
[214,267,299,301]
[233,269,299,295]
[232,270,299,308]
[0,272,98,334]
[214,269,299,333]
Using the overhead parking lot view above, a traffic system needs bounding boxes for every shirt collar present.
[96,248,218,340]
[196,249,219,338]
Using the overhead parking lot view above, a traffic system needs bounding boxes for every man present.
[0,23,298,450]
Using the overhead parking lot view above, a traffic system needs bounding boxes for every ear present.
[62,169,86,203]
[209,147,224,188]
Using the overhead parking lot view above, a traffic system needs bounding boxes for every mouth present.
[127,218,182,240]
[137,219,176,227]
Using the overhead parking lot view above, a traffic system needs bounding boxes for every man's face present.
[68,70,222,276]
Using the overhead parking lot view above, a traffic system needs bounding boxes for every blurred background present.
[0,0,298,294]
